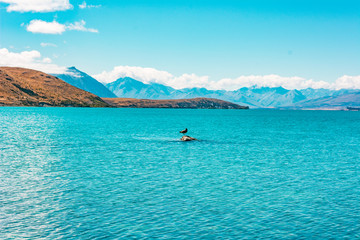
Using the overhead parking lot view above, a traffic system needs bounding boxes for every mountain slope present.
[54,67,116,98]
[106,77,176,99]
[103,97,249,109]
[292,91,360,109]
[0,67,110,107]
[228,87,306,108]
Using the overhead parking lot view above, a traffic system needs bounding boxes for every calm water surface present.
[1,108,360,239]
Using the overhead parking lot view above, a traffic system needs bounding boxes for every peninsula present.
[102,97,249,109]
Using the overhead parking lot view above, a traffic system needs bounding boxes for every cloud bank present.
[0,0,72,12]
[93,66,210,89]
[0,48,66,74]
[94,65,360,91]
[211,75,332,90]
[26,19,98,34]
[1,48,359,91]
[334,75,360,90]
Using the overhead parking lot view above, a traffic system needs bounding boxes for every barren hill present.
[102,97,249,109]
[0,67,110,107]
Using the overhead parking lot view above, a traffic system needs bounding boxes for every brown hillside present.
[102,97,249,109]
[0,67,110,107]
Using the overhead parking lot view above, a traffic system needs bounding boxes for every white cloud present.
[94,66,173,84]
[79,1,86,9]
[40,42,58,47]
[0,48,66,74]
[79,1,100,9]
[26,19,98,34]
[0,0,72,12]
[333,75,360,90]
[212,75,360,90]
[172,74,210,89]
[93,66,209,89]
[27,20,66,34]
[93,65,360,90]
[67,20,98,33]
[42,57,52,63]
[210,75,332,90]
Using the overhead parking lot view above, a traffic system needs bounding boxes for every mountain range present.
[106,77,359,109]
[54,67,360,109]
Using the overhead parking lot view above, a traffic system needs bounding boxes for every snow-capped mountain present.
[54,67,117,98]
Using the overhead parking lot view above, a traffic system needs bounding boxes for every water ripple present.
[1,108,360,239]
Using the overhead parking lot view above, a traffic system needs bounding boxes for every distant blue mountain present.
[105,77,312,108]
[56,68,359,108]
[299,88,357,99]
[292,91,360,109]
[229,87,306,107]
[106,76,360,108]
[54,67,117,98]
[299,88,336,99]
[106,77,175,99]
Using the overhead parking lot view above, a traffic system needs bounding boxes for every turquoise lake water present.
[1,107,360,239]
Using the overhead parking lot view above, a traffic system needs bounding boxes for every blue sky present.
[0,0,359,90]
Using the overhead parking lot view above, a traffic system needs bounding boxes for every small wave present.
[132,136,179,142]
